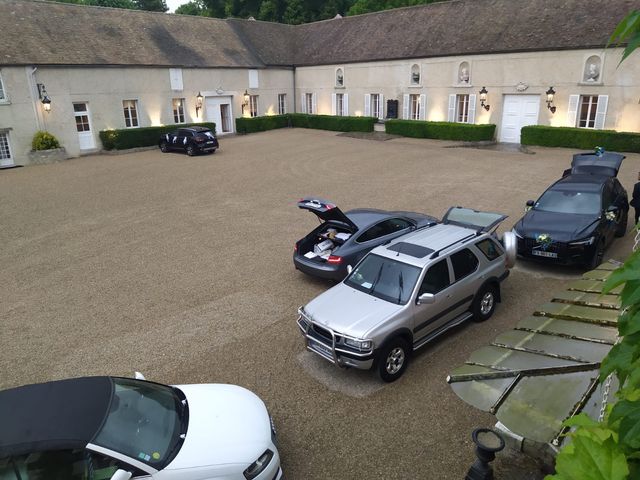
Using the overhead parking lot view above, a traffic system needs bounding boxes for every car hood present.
[514,210,600,242]
[304,284,403,338]
[165,384,271,470]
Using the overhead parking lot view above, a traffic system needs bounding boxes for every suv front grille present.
[312,324,333,342]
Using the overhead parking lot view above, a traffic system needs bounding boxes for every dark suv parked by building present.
[159,126,218,156]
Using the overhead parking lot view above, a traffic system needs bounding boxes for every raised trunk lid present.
[298,197,358,232]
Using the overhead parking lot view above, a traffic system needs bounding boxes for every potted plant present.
[28,131,68,164]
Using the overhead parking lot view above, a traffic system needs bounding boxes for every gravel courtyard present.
[2,129,639,478]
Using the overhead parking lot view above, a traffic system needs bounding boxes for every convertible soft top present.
[0,376,113,457]
[571,152,625,177]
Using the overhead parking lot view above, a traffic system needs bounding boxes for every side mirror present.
[606,205,619,213]
[347,265,353,274]
[417,293,436,305]
[525,200,534,212]
[110,470,132,480]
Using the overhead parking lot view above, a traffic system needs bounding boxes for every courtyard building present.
[0,0,638,166]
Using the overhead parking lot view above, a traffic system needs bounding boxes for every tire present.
[615,210,628,237]
[186,145,196,157]
[377,337,410,383]
[472,284,497,322]
[589,239,605,270]
[160,141,169,153]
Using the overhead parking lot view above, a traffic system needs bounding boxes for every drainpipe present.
[292,65,296,114]
[26,66,44,131]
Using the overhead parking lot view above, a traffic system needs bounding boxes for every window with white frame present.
[410,94,421,120]
[371,94,380,118]
[0,132,11,161]
[305,93,314,114]
[578,95,599,128]
[278,94,286,115]
[123,100,139,128]
[249,95,258,117]
[74,103,90,132]
[335,93,344,116]
[172,98,185,123]
[456,94,470,123]
[0,72,6,101]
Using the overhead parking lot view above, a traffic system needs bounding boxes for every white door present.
[499,95,540,143]
[73,103,96,150]
[205,96,233,134]
[0,132,13,167]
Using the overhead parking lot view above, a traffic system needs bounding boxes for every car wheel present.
[160,141,169,153]
[472,284,497,322]
[377,337,410,383]
[186,145,196,156]
[615,210,628,237]
[589,239,605,270]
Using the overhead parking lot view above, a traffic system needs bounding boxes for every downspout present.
[26,66,44,131]
[292,65,297,114]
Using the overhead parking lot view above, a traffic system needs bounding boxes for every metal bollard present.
[465,428,505,480]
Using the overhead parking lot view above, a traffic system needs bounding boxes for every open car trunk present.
[297,222,355,263]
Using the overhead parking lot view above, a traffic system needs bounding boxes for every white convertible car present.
[0,375,282,480]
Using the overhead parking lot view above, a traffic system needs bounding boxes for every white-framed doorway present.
[499,95,541,143]
[73,102,96,150]
[205,96,233,134]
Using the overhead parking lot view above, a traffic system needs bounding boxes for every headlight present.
[343,337,373,351]
[244,449,274,479]
[511,228,523,239]
[569,236,595,246]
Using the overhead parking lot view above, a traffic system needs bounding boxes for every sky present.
[166,0,183,12]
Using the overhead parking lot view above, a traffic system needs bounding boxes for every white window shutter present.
[594,95,608,130]
[331,93,336,115]
[567,95,580,127]
[403,94,410,120]
[448,94,456,122]
[468,94,477,124]
[419,94,426,121]
[364,94,371,116]
[248,69,259,89]
[301,94,306,113]
[312,93,317,115]
[343,94,349,116]
[169,68,183,91]
[379,94,384,120]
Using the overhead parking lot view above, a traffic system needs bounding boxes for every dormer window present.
[411,64,420,85]
[336,68,344,87]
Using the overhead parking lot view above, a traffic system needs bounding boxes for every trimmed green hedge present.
[99,122,216,150]
[236,115,290,134]
[385,120,496,141]
[521,125,640,153]
[235,114,376,134]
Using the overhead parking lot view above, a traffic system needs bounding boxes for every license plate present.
[308,339,332,357]
[532,250,558,258]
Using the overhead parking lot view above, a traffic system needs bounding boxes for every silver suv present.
[297,207,516,382]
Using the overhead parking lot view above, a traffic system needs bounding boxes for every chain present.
[598,229,639,422]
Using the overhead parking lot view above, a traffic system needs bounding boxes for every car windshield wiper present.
[398,271,404,304]
[369,263,385,293]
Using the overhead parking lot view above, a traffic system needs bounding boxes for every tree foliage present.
[607,10,640,64]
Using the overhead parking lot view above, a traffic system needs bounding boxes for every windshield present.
[93,378,187,469]
[534,189,601,215]
[345,254,420,305]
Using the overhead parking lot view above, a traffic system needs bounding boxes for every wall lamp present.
[37,83,51,113]
[546,86,556,113]
[195,92,203,117]
[478,86,490,111]
[241,90,250,114]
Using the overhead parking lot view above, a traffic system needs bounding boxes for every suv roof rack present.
[429,232,478,259]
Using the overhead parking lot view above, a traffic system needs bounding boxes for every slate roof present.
[0,0,635,68]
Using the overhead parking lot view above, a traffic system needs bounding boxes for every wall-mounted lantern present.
[195,92,204,117]
[37,83,51,113]
[478,86,490,111]
[546,86,556,114]
[241,90,250,114]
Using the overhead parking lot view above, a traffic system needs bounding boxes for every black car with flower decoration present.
[159,126,218,156]
[512,151,628,268]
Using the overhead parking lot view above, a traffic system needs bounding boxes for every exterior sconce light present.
[241,90,250,114]
[478,86,490,111]
[195,92,204,117]
[546,86,556,113]
[37,83,51,113]
[465,428,505,480]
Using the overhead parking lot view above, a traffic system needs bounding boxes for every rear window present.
[475,239,503,261]
[450,248,479,280]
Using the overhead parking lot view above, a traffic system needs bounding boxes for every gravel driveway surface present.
[2,129,639,478]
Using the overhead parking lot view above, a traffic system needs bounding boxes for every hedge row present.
[385,120,496,141]
[521,125,640,153]
[236,115,290,134]
[99,122,216,150]
[235,114,376,134]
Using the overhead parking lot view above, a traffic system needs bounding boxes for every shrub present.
[31,131,61,150]
[236,115,290,134]
[385,120,496,141]
[290,114,376,132]
[521,125,640,153]
[99,123,216,150]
